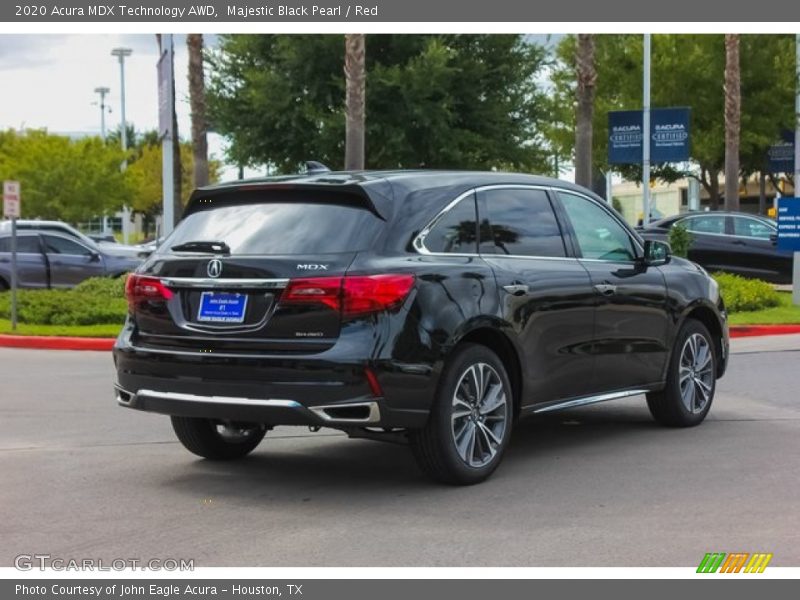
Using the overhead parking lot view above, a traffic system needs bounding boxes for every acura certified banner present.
[3,0,798,21]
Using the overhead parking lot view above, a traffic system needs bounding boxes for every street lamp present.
[92,86,111,140]
[111,47,132,241]
[110,47,132,163]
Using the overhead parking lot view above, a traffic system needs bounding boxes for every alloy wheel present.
[678,333,714,414]
[450,362,509,468]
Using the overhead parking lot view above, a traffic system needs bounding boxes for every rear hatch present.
[128,188,386,353]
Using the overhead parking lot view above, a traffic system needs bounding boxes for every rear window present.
[162,202,384,255]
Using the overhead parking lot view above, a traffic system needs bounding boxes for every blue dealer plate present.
[197,292,248,323]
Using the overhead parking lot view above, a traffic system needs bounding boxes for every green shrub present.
[713,273,781,313]
[0,276,128,325]
[668,222,692,259]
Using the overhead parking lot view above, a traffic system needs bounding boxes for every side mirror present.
[89,251,101,262]
[643,239,671,266]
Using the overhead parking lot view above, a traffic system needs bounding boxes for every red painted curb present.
[0,334,115,351]
[729,325,800,338]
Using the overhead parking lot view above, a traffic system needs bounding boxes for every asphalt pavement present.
[1,336,798,567]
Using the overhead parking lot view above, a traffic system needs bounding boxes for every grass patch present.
[728,292,800,326]
[0,319,122,337]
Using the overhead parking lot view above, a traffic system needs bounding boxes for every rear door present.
[555,190,669,392]
[42,234,106,287]
[477,186,596,404]
[682,214,733,272]
[0,234,48,288]
[132,195,385,353]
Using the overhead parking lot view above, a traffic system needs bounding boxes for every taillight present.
[281,274,415,318]
[125,274,173,311]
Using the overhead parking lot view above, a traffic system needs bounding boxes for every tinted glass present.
[685,215,726,234]
[559,192,636,261]
[0,236,40,253]
[424,194,478,253]
[481,189,566,257]
[163,202,384,255]
[43,235,92,255]
[733,217,774,239]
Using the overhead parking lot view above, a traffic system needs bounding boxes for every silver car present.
[0,219,142,259]
[0,230,142,290]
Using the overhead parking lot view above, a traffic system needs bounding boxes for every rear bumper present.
[112,329,433,429]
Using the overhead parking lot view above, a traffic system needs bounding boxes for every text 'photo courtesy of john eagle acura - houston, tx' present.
[113,170,729,485]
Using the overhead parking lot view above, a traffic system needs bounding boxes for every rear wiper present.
[170,240,231,254]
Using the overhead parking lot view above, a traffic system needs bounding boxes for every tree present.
[0,129,133,222]
[724,34,741,211]
[574,34,596,187]
[207,35,551,173]
[344,34,366,170]
[548,35,796,206]
[187,33,210,187]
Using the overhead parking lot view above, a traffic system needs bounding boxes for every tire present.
[170,417,267,460]
[647,319,717,427]
[410,343,514,485]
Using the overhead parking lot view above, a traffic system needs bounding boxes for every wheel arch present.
[677,302,726,378]
[454,326,524,417]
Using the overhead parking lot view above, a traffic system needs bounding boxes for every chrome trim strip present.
[413,189,476,256]
[308,401,381,424]
[131,388,302,409]
[159,277,290,289]
[531,388,649,414]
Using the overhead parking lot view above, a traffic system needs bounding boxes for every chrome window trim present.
[729,215,777,240]
[412,183,645,266]
[159,277,290,289]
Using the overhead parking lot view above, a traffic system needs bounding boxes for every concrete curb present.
[0,335,115,351]
[1,325,799,351]
[729,325,800,338]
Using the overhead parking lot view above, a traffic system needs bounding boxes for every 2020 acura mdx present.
[114,171,728,485]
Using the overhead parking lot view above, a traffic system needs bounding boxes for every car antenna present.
[305,161,331,175]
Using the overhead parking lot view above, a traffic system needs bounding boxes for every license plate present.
[197,292,248,323]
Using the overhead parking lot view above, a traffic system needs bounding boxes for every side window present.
[43,235,92,256]
[0,236,40,253]
[479,189,566,257]
[684,215,726,235]
[733,217,773,240]
[423,194,478,254]
[558,192,637,262]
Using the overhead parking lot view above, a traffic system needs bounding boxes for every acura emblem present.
[207,259,223,278]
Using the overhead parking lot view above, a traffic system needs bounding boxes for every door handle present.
[593,283,617,296]
[502,283,529,296]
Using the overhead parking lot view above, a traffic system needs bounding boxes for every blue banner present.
[777,198,800,252]
[608,107,691,164]
[767,130,795,174]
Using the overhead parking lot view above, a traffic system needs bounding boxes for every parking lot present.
[1,339,799,567]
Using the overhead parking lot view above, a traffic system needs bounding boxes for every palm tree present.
[187,33,209,188]
[344,34,366,170]
[724,34,741,211]
[574,34,596,188]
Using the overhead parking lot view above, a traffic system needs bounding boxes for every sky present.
[0,33,249,178]
[0,33,566,182]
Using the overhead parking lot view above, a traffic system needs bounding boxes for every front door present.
[556,190,670,392]
[42,234,106,287]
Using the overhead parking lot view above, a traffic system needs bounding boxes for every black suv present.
[114,171,729,485]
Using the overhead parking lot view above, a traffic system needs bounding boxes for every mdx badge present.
[297,264,329,271]
[207,259,223,278]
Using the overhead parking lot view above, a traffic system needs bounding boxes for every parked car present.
[0,220,142,259]
[0,230,141,289]
[639,211,792,284]
[114,171,728,485]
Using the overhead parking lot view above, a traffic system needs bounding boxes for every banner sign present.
[777,197,800,252]
[767,130,795,174]
[608,107,691,164]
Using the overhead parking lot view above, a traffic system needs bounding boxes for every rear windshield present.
[161,202,384,255]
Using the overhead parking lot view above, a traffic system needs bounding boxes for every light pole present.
[111,47,132,242]
[642,33,652,226]
[93,86,111,140]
